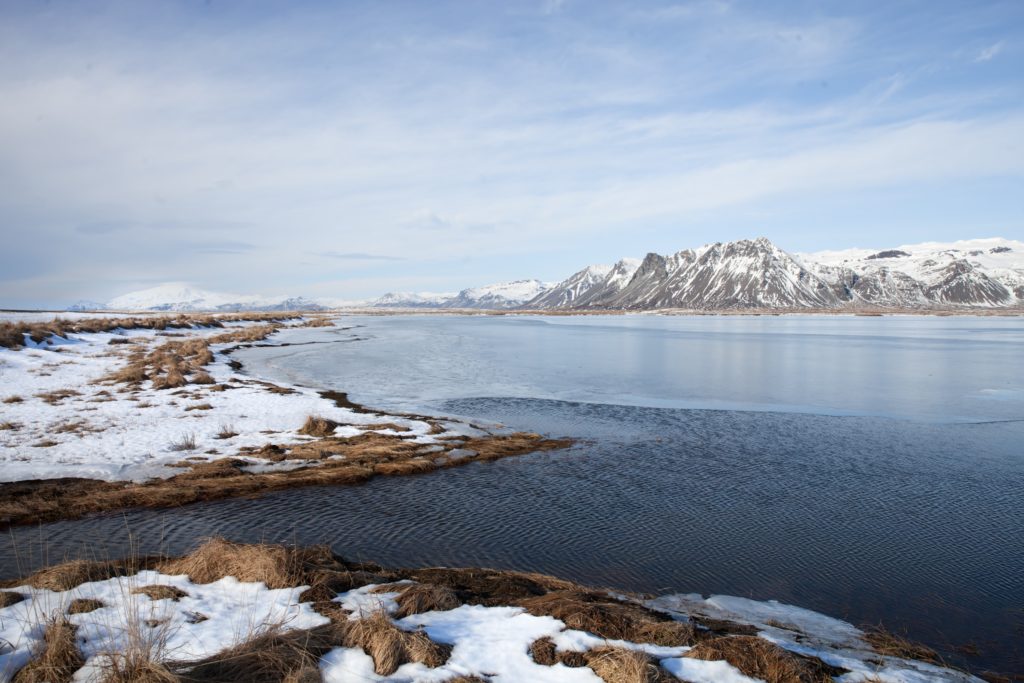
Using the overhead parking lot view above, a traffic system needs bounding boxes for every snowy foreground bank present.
[0,540,981,683]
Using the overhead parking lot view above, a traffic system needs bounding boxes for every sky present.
[1,0,1022,307]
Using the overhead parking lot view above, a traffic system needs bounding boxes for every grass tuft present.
[169,433,198,452]
[12,617,84,683]
[586,646,675,683]
[67,597,105,614]
[131,585,189,602]
[298,415,340,438]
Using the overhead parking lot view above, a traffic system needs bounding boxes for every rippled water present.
[4,315,1023,673]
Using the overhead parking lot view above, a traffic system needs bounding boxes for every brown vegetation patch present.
[34,389,81,405]
[518,590,695,646]
[0,590,25,607]
[173,626,338,683]
[3,395,23,403]
[298,415,340,437]
[132,584,189,601]
[12,617,84,683]
[67,597,105,614]
[686,635,841,683]
[0,431,570,527]
[184,403,213,411]
[371,582,461,618]
[0,421,20,431]
[11,555,165,591]
[530,636,559,665]
[863,624,942,664]
[585,646,676,683]
[345,610,450,675]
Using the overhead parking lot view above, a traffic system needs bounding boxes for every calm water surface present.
[4,315,1023,673]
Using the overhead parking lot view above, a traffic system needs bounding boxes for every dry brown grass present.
[0,312,297,351]
[13,556,164,591]
[3,395,23,403]
[184,403,213,411]
[0,589,25,607]
[158,538,299,589]
[344,610,450,675]
[12,617,84,683]
[0,421,20,431]
[99,653,179,683]
[67,597,105,614]
[518,590,695,646]
[168,433,197,452]
[215,425,238,439]
[132,585,189,601]
[0,432,571,528]
[531,636,559,665]
[371,582,461,618]
[585,646,676,683]
[298,415,340,437]
[863,624,942,664]
[171,626,339,683]
[686,635,836,683]
[34,389,81,405]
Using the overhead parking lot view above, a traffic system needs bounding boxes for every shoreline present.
[0,313,571,528]
[0,539,986,683]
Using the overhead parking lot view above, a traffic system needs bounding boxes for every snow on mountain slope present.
[104,283,328,312]
[532,258,644,309]
[800,238,1024,307]
[527,264,614,308]
[442,279,550,309]
[372,291,457,308]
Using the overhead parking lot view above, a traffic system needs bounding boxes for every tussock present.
[16,556,163,591]
[371,582,460,618]
[132,585,189,601]
[3,395,23,403]
[99,654,178,683]
[530,636,558,665]
[169,433,198,451]
[863,625,941,664]
[12,617,84,683]
[298,415,340,438]
[685,635,835,683]
[345,610,450,675]
[585,646,675,683]
[157,538,299,589]
[190,370,215,385]
[35,389,81,405]
[518,590,694,645]
[173,626,338,683]
[67,597,105,614]
[0,421,20,431]
[0,590,25,607]
[216,425,238,439]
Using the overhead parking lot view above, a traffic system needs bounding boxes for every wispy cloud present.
[975,41,1004,62]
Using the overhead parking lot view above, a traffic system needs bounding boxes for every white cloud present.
[975,41,1004,62]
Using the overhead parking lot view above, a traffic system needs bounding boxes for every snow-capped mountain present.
[371,281,550,309]
[799,237,1024,308]
[442,279,550,309]
[529,259,642,309]
[529,237,1024,311]
[372,291,457,308]
[98,283,330,312]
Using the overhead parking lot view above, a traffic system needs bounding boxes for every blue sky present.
[1,0,1022,306]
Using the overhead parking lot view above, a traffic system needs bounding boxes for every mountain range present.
[69,238,1024,312]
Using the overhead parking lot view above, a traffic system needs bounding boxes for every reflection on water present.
[4,315,1023,673]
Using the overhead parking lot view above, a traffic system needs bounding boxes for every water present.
[4,315,1023,673]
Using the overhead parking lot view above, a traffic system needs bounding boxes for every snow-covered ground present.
[0,316,462,482]
[0,571,328,682]
[0,573,982,683]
